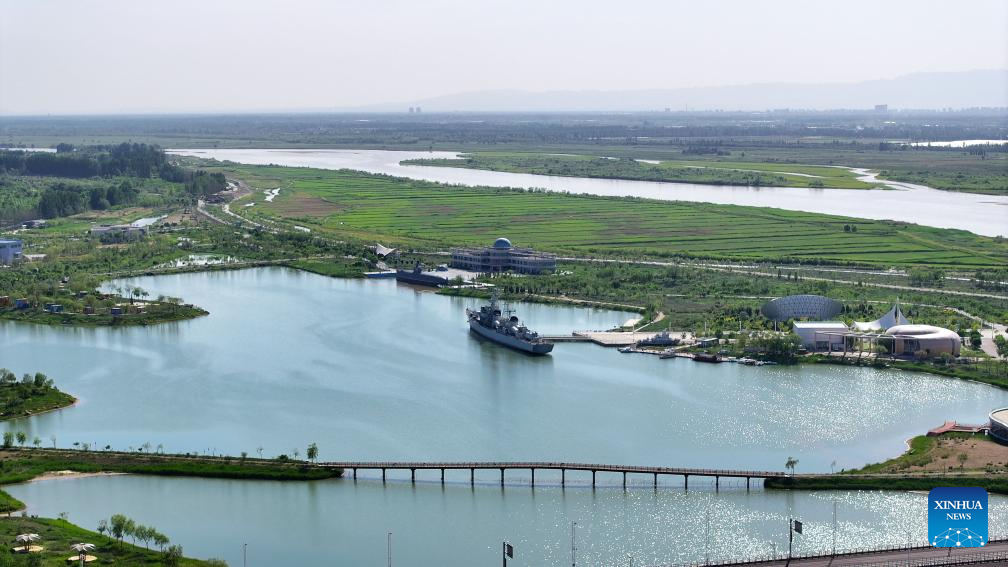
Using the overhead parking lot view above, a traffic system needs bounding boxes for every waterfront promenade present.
[672,538,1008,566]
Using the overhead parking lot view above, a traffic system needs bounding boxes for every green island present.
[403,151,883,189]
[0,371,75,421]
[766,433,1008,494]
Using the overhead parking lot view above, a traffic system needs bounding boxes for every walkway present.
[671,538,1008,566]
[320,461,785,490]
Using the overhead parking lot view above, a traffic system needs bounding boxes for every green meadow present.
[403,151,881,189]
[228,166,1008,269]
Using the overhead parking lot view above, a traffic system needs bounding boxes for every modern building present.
[761,294,843,322]
[0,239,23,265]
[990,408,1008,445]
[793,321,849,351]
[451,238,556,274]
[90,224,146,239]
[851,303,910,332]
[883,324,961,357]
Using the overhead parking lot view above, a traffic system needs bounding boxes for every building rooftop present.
[493,237,512,249]
[792,321,849,329]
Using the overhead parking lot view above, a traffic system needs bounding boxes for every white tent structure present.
[852,303,910,332]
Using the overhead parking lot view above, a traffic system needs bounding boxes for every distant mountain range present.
[358,69,1007,112]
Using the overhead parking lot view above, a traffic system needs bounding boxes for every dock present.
[542,331,671,346]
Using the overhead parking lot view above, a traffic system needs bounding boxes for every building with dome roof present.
[450,238,556,274]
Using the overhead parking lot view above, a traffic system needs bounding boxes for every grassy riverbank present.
[218,165,1008,269]
[0,517,218,566]
[0,449,343,513]
[403,151,881,189]
[0,302,208,328]
[767,434,1008,494]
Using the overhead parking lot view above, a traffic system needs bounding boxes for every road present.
[665,539,1007,566]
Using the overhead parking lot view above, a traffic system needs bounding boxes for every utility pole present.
[705,509,710,565]
[571,521,577,567]
[832,500,837,556]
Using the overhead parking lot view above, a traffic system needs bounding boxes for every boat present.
[395,261,450,287]
[658,349,678,359]
[693,353,722,363]
[466,290,554,355]
[637,330,680,347]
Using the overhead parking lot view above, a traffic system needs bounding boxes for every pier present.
[320,461,784,490]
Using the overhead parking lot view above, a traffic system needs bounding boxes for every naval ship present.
[466,290,554,354]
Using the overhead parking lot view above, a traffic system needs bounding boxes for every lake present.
[169,148,1008,237]
[3,267,1006,565]
[9,474,1006,567]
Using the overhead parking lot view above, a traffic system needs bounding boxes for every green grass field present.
[226,165,1008,269]
[0,516,217,566]
[404,151,881,189]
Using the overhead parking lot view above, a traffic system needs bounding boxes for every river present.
[2,268,1006,565]
[169,148,1008,237]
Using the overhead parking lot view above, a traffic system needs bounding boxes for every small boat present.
[693,353,722,363]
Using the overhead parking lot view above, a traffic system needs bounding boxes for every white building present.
[793,321,849,351]
[762,295,843,322]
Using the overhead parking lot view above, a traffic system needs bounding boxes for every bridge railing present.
[318,461,787,477]
[655,537,1006,567]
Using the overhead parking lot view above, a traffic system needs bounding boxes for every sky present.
[1,0,1007,115]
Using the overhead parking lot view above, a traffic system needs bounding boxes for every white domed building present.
[884,324,961,357]
[990,408,1008,444]
[450,238,556,274]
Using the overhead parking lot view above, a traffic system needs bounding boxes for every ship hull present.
[469,320,554,355]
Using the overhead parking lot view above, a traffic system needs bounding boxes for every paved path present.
[665,539,1007,566]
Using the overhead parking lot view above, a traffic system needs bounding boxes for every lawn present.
[225,165,1008,269]
[0,516,216,566]
[403,151,881,189]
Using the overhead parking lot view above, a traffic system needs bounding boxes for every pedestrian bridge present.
[319,461,787,490]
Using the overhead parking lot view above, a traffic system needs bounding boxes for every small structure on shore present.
[13,533,42,553]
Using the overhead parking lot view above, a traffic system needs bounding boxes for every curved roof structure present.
[852,303,910,332]
[761,294,843,322]
[883,324,959,340]
[493,237,513,249]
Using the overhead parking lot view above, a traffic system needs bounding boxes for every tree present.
[2,431,13,448]
[256,446,263,459]
[16,431,27,447]
[785,456,799,476]
[96,519,108,541]
[135,525,152,549]
[306,442,318,462]
[969,329,982,350]
[163,544,184,567]
[124,518,137,544]
[995,334,1008,360]
[152,531,170,551]
[32,436,41,449]
[110,514,128,545]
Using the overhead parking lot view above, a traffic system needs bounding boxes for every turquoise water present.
[2,267,1006,565]
[9,475,1006,566]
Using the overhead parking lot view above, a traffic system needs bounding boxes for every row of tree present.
[0,143,179,180]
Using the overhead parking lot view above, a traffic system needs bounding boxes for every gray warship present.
[466,290,554,354]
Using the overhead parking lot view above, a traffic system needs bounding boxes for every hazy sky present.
[2,0,1006,115]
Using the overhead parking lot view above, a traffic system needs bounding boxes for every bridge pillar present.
[716,476,719,492]
[352,468,356,480]
[382,468,386,483]
[411,468,415,483]
[470,468,474,486]
[653,472,657,487]
[531,468,535,486]
[622,471,626,489]
[561,469,565,486]
[684,474,688,491]
[746,477,750,491]
[591,470,596,487]
[440,468,444,484]
[500,468,505,486]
